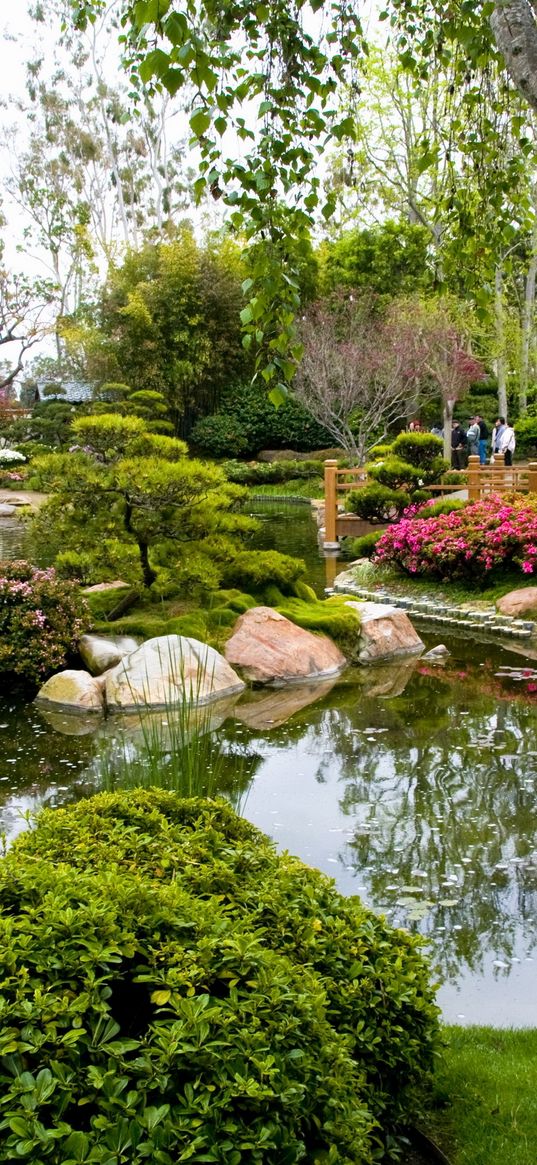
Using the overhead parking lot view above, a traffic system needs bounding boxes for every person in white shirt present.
[498,422,516,466]
[492,417,506,455]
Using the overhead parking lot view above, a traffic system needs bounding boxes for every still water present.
[1,504,536,1025]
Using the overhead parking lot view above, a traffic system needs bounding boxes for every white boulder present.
[105,635,245,711]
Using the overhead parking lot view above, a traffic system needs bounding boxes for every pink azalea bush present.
[0,560,89,685]
[374,495,537,581]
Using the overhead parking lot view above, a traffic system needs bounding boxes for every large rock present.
[224,606,346,685]
[496,587,537,618]
[79,633,139,676]
[35,669,105,714]
[345,601,424,664]
[82,580,130,593]
[105,635,245,711]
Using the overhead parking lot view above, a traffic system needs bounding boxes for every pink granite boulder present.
[224,606,346,685]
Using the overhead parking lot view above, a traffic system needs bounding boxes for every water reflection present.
[2,639,537,1024]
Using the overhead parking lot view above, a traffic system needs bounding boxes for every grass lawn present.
[413,1026,537,1165]
[248,477,323,498]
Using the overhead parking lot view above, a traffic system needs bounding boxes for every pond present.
[1,502,537,1026]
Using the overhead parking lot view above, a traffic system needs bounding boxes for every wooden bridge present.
[323,454,537,548]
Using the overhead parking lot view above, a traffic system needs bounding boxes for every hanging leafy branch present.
[69,0,365,400]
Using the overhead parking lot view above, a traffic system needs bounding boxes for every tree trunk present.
[491,2,537,114]
[443,398,454,464]
[494,264,508,419]
[520,195,537,416]
[138,539,157,589]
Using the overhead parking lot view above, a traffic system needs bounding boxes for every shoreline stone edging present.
[329,570,536,641]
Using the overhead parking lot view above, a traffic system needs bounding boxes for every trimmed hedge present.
[0,791,440,1164]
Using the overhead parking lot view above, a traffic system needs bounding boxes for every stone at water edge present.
[0,504,16,516]
[496,587,537,618]
[105,635,245,710]
[423,644,450,660]
[35,670,105,713]
[79,633,140,676]
[224,606,346,685]
[345,601,424,664]
[82,580,130,593]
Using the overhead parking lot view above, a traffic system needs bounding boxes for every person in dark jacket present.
[476,416,489,465]
[451,421,467,469]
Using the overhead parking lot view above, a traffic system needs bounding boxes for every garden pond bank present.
[1,501,537,1028]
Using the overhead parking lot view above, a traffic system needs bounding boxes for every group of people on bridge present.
[450,416,516,470]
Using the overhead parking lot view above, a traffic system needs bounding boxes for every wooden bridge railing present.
[323,454,537,548]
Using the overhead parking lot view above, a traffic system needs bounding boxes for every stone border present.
[328,576,536,641]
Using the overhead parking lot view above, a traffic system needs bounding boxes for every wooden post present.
[528,462,537,495]
[323,460,339,549]
[467,455,480,502]
[493,451,505,494]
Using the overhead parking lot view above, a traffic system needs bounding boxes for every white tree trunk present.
[443,398,454,464]
[520,196,537,416]
[491,2,537,114]
[494,264,508,419]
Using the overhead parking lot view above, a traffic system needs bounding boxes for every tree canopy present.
[66,0,537,398]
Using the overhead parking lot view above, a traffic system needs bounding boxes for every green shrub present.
[189,413,250,457]
[0,790,439,1164]
[515,414,537,459]
[222,458,323,484]
[55,549,99,583]
[346,482,411,522]
[390,431,444,472]
[0,560,89,685]
[367,455,423,491]
[368,443,393,460]
[441,469,468,486]
[342,531,383,559]
[192,382,333,456]
[222,549,306,593]
[413,498,467,520]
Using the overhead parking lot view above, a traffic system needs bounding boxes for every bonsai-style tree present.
[31,414,249,589]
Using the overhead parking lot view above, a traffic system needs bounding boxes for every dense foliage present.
[191,383,333,457]
[0,560,88,684]
[374,495,537,581]
[0,790,440,1164]
[29,415,253,591]
[346,483,411,523]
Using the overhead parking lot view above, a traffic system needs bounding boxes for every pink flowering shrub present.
[0,560,89,685]
[374,495,537,582]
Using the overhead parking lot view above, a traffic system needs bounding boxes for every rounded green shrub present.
[413,498,467,520]
[222,549,306,593]
[189,413,250,457]
[366,456,423,491]
[342,531,383,559]
[0,791,440,1164]
[222,459,323,485]
[346,483,411,522]
[390,431,444,470]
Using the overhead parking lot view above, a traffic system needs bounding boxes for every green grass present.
[416,1026,537,1165]
[248,477,323,498]
[343,558,529,608]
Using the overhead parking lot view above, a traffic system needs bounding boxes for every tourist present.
[492,417,507,456]
[475,415,489,465]
[498,421,516,466]
[466,417,480,458]
[451,421,468,469]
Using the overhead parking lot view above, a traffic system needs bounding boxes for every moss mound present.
[0,791,440,1163]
